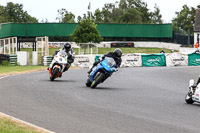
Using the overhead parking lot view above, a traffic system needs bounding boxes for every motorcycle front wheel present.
[91,72,105,89]
[185,92,194,104]
[86,78,92,87]
[50,67,59,81]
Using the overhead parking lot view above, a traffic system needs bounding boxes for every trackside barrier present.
[72,55,97,68]
[188,53,200,66]
[166,53,188,67]
[121,54,142,67]
[142,54,166,67]
[95,55,101,61]
[40,53,200,67]
[43,56,53,66]
[9,55,17,65]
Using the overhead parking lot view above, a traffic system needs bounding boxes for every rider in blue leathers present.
[88,48,122,74]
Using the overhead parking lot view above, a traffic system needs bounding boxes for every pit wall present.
[71,52,200,68]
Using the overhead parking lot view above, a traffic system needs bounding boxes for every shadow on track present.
[43,79,77,82]
[83,86,119,90]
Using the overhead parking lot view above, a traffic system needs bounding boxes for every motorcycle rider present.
[88,48,122,74]
[48,42,75,73]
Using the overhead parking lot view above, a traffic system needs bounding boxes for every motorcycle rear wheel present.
[91,73,104,89]
[50,67,59,81]
[185,92,194,104]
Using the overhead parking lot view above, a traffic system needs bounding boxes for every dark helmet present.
[113,48,122,59]
[64,43,71,52]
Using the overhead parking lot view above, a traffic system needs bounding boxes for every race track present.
[0,67,200,133]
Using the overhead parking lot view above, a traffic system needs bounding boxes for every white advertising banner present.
[166,53,188,67]
[72,55,96,68]
[121,53,142,67]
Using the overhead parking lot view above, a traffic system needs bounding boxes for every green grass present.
[0,65,46,75]
[98,47,175,54]
[0,117,42,133]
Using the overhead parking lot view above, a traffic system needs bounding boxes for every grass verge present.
[0,114,52,133]
[0,65,47,76]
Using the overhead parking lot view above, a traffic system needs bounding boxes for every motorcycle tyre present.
[50,67,59,81]
[86,78,92,87]
[91,73,104,89]
[185,92,194,104]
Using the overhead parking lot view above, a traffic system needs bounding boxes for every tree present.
[172,5,196,34]
[70,18,103,43]
[56,8,75,23]
[92,0,162,24]
[0,2,38,23]
[150,4,162,24]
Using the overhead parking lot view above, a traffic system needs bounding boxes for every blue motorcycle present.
[86,57,118,88]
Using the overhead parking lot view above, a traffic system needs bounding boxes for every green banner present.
[188,53,200,66]
[142,54,166,67]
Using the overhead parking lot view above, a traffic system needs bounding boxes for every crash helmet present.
[113,48,122,59]
[63,42,71,52]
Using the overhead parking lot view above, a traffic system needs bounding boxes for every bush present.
[1,61,10,66]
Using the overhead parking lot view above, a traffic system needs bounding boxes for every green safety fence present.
[142,54,166,67]
[188,53,200,66]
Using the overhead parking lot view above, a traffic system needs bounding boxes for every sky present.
[0,0,200,23]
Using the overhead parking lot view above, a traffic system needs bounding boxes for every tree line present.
[0,0,200,34]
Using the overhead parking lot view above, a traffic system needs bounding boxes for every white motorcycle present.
[49,50,68,81]
[185,76,200,104]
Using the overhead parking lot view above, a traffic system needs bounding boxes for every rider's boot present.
[63,63,70,72]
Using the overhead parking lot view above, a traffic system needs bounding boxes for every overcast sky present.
[0,0,200,23]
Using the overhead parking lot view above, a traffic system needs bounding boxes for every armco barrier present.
[188,53,200,66]
[142,54,166,67]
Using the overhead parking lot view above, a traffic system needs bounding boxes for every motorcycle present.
[185,76,200,104]
[49,50,68,81]
[86,57,118,89]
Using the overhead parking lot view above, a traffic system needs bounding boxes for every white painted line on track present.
[0,75,8,80]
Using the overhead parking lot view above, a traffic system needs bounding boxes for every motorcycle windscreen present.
[57,51,68,64]
[101,57,116,72]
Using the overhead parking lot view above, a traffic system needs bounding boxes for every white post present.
[3,39,5,54]
[8,38,10,55]
[12,37,14,55]
[45,36,49,56]
[15,37,17,54]
[41,37,44,56]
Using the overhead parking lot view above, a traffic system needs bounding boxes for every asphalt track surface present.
[1,67,200,133]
